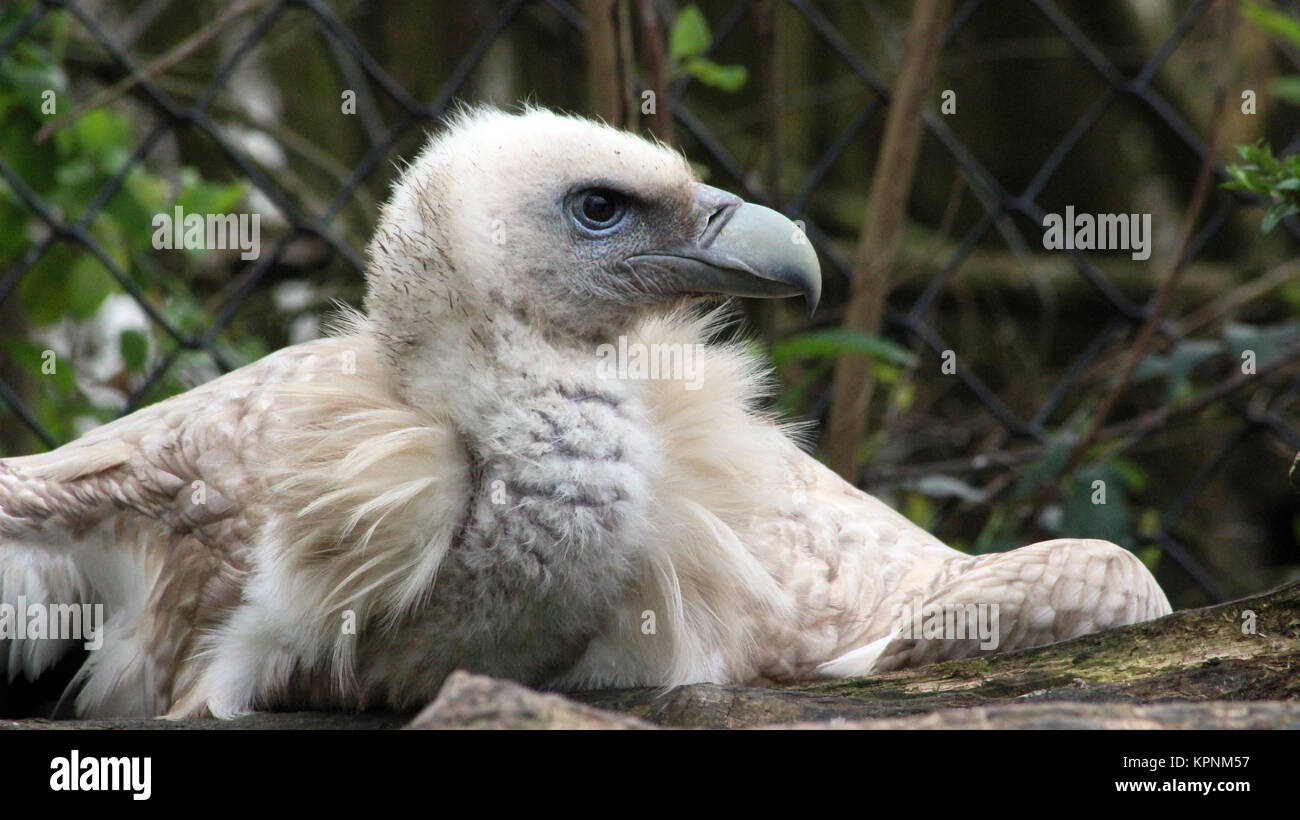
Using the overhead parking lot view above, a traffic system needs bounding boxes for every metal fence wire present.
[2,0,1299,606]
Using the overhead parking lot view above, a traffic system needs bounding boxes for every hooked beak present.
[625,183,822,317]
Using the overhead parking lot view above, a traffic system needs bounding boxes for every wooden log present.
[567,579,1300,728]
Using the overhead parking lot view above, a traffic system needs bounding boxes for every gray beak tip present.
[700,201,823,311]
[623,189,824,317]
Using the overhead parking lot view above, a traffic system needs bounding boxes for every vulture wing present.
[0,334,469,716]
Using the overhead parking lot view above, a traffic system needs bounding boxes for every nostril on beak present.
[691,182,744,247]
[700,201,738,247]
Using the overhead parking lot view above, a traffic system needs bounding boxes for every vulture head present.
[363,106,820,372]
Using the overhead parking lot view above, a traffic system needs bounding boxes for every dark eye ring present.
[572,188,627,232]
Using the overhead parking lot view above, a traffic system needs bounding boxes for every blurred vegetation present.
[0,0,1297,608]
[1224,4,1300,233]
[0,4,266,445]
[669,4,749,91]
[1226,140,1300,233]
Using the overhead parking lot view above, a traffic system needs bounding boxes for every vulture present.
[0,106,1171,719]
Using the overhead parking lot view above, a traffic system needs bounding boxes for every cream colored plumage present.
[0,106,1170,718]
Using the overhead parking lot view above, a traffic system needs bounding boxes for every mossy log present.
[5,580,1296,730]
[564,579,1300,729]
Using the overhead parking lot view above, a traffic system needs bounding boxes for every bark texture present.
[4,581,1296,730]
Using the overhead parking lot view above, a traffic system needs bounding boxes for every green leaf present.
[2,337,76,393]
[72,108,128,152]
[119,328,148,372]
[1137,545,1162,572]
[1133,339,1222,397]
[65,255,115,319]
[2,337,52,378]
[1262,202,1298,234]
[1111,457,1148,493]
[1245,1,1300,47]
[683,57,748,92]
[101,169,160,248]
[1138,508,1161,538]
[0,53,65,104]
[669,5,711,62]
[1275,76,1300,108]
[770,328,914,368]
[53,157,95,189]
[177,177,246,218]
[1225,139,1300,232]
[1223,320,1300,367]
[19,244,74,325]
[902,491,936,530]
[0,110,58,194]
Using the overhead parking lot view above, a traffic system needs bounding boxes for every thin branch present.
[583,0,624,127]
[1174,258,1300,337]
[825,0,952,483]
[633,0,672,142]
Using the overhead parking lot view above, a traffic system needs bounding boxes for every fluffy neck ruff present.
[247,298,802,711]
[246,301,660,707]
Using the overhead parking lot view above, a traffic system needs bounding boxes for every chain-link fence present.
[2,0,1298,608]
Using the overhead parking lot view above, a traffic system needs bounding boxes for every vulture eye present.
[571,188,627,233]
